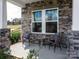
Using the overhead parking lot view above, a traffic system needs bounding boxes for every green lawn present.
[7,25,21,32]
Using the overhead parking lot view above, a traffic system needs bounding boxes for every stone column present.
[0,0,7,29]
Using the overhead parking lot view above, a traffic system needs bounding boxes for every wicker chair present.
[48,33,60,52]
[59,32,68,49]
[22,32,34,47]
[48,32,67,52]
[42,35,50,47]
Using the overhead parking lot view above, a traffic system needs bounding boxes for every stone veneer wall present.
[0,28,11,49]
[67,31,79,59]
[21,0,72,37]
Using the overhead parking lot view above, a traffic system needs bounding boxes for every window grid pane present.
[33,11,42,21]
[46,22,57,33]
[46,9,58,21]
[32,22,42,32]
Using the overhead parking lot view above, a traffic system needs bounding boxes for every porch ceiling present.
[7,0,41,7]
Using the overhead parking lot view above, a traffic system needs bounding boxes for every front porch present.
[0,0,79,59]
[10,42,67,59]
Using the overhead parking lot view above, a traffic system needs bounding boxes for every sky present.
[7,2,21,21]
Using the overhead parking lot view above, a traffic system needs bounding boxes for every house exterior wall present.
[66,31,79,59]
[0,28,11,49]
[22,0,72,37]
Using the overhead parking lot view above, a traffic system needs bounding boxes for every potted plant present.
[26,49,39,59]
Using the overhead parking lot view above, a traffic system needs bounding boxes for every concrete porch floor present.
[10,42,67,59]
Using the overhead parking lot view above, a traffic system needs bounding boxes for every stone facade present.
[0,28,11,49]
[21,0,72,37]
[66,31,79,59]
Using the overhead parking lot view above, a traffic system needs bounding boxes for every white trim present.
[0,0,7,29]
[46,20,57,22]
[31,31,57,34]
[7,0,25,7]
[32,8,58,12]
[42,10,45,33]
[32,21,42,23]
[57,8,59,33]
[31,8,59,34]
[72,0,79,31]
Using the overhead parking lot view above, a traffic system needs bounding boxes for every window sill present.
[31,32,57,35]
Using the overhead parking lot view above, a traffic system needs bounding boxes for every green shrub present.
[10,31,20,44]
[0,49,7,59]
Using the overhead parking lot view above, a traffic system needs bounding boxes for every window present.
[32,22,42,32]
[31,8,59,34]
